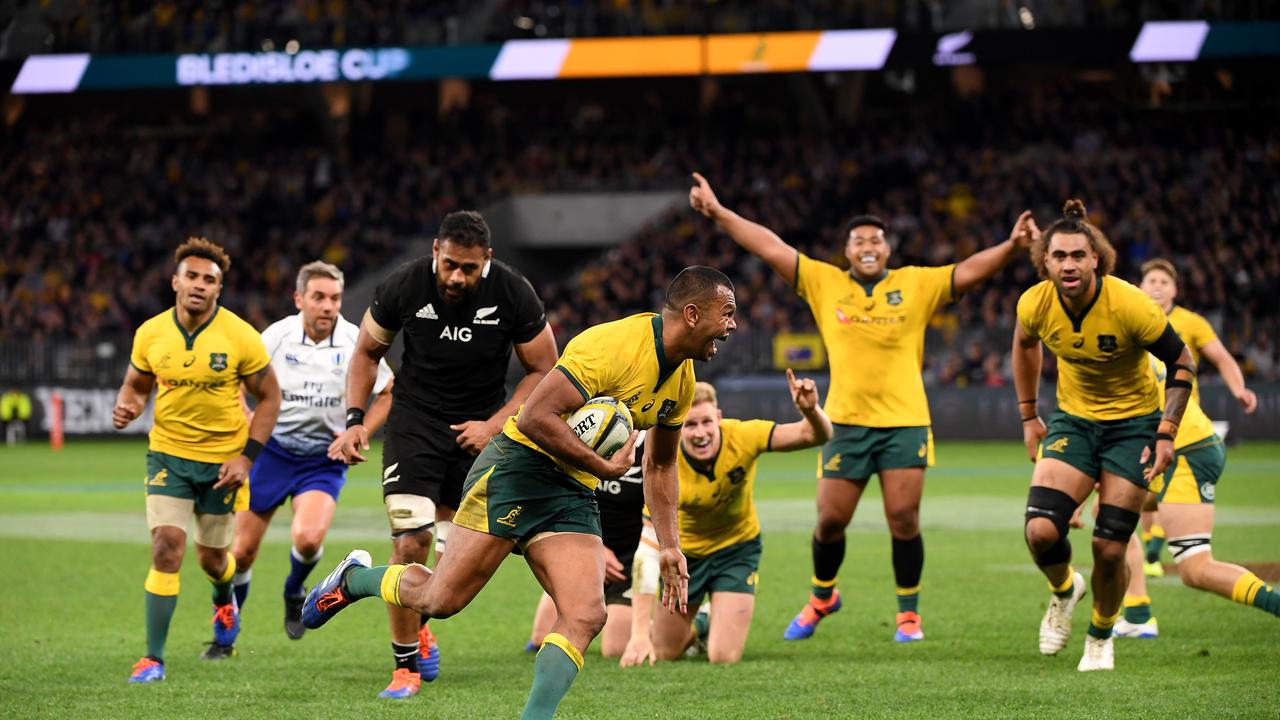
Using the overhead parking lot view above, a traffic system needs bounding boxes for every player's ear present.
[682,302,701,328]
[431,238,440,273]
[293,291,303,310]
[171,274,179,292]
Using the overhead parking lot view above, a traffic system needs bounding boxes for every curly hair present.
[174,237,231,275]
[1029,199,1116,280]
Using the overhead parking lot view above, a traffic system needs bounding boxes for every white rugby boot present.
[1039,571,1086,655]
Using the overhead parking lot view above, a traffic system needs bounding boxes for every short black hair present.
[665,266,734,311]
[438,210,491,248]
[842,214,887,239]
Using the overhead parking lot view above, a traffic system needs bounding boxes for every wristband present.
[242,438,264,462]
[1153,432,1174,443]
[1018,399,1037,405]
[345,407,366,429]
[1021,415,1040,424]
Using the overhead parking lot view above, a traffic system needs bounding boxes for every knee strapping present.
[1025,486,1076,540]
[1093,504,1140,543]
[1168,533,1212,563]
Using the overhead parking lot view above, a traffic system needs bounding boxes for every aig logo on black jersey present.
[440,326,472,342]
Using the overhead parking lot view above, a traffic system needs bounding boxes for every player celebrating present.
[627,374,831,665]
[1014,200,1196,671]
[1113,260,1275,637]
[331,210,558,699]
[1131,258,1259,577]
[304,266,736,719]
[228,261,394,640]
[114,238,280,682]
[689,172,1032,644]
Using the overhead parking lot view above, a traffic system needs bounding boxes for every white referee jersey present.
[262,313,393,455]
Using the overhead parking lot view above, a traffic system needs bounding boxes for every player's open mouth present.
[859,254,878,266]
[690,436,712,448]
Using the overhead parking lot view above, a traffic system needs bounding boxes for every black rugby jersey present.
[370,256,546,421]
[596,430,646,557]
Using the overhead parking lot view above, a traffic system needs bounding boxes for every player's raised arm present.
[515,370,637,482]
[454,324,559,455]
[689,172,798,286]
[952,210,1038,295]
[335,313,394,464]
[769,368,834,451]
[113,364,155,429]
[1199,339,1257,414]
[1011,322,1046,463]
[642,425,689,615]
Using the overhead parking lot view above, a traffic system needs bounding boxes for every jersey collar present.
[651,315,680,391]
[172,305,219,351]
[848,268,890,297]
[680,434,722,479]
[1055,274,1104,333]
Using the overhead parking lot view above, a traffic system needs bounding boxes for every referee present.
[333,210,558,699]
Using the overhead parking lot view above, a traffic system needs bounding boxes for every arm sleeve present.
[911,264,958,312]
[258,321,285,362]
[511,275,548,344]
[129,324,153,374]
[1189,312,1219,353]
[1145,323,1187,366]
[794,253,824,301]
[368,267,409,332]
[1129,290,1170,348]
[742,418,777,454]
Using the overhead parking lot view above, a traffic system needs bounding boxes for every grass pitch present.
[1,439,1277,719]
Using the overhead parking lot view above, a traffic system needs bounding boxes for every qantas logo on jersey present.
[416,303,438,320]
[473,305,500,325]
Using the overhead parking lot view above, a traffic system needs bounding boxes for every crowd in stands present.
[16,0,1279,55]
[2,80,1277,384]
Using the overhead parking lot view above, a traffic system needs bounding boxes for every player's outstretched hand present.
[1022,415,1046,463]
[112,399,141,429]
[600,430,640,480]
[619,633,656,668]
[331,425,370,464]
[1008,210,1040,250]
[1141,436,1175,482]
[658,546,689,615]
[451,419,499,456]
[689,172,722,219]
[215,454,251,490]
[786,368,819,411]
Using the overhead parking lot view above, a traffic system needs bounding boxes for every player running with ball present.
[304,266,737,719]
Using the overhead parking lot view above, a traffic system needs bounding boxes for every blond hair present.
[296,260,345,294]
[692,382,718,407]
[1140,258,1178,285]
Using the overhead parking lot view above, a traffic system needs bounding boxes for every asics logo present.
[316,590,346,611]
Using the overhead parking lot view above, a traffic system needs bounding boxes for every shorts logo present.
[886,290,903,306]
[1046,437,1069,453]
[382,462,401,486]
[1200,482,1216,502]
[746,571,759,587]
[496,505,523,527]
[918,442,927,458]
[824,454,842,472]
[209,352,228,371]
[146,469,168,487]
[1097,334,1118,352]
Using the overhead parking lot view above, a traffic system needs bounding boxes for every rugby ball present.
[566,396,634,460]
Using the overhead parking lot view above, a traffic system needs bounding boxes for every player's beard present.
[438,280,473,304]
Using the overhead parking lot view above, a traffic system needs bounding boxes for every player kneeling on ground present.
[622,373,831,666]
